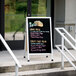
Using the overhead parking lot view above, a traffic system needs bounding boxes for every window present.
[32,0,47,17]
[5,0,27,40]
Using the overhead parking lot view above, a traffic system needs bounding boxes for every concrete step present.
[0,67,75,76]
[0,61,76,73]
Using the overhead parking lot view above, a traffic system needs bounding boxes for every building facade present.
[0,0,76,50]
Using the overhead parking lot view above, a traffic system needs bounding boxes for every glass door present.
[4,0,54,50]
[31,0,47,17]
[5,0,27,50]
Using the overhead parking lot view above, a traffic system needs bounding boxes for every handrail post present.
[55,28,76,70]
[61,33,65,69]
[56,45,76,70]
[15,64,19,76]
[0,34,21,76]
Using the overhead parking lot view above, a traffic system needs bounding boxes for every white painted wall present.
[54,0,76,24]
[54,0,65,45]
[65,0,76,48]
[55,0,65,23]
[65,0,76,24]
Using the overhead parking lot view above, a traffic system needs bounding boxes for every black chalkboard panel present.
[27,17,51,53]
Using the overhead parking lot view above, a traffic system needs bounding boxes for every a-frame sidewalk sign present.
[24,17,53,62]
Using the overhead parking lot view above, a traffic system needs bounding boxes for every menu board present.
[27,17,51,53]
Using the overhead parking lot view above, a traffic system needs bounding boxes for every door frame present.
[51,0,54,48]
[0,0,4,51]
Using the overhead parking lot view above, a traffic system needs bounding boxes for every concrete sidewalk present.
[0,50,76,76]
[0,49,76,67]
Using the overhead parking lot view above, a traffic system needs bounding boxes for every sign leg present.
[27,48,30,62]
[27,53,30,62]
[51,51,54,61]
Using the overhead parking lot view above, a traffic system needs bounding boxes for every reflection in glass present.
[5,0,47,40]
[5,0,27,40]
[32,0,47,17]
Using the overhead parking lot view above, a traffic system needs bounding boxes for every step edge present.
[0,67,75,76]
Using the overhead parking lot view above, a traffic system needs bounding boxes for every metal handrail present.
[55,28,76,50]
[55,27,76,70]
[57,45,76,61]
[60,28,76,43]
[55,45,76,70]
[64,46,76,61]
[0,34,21,76]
